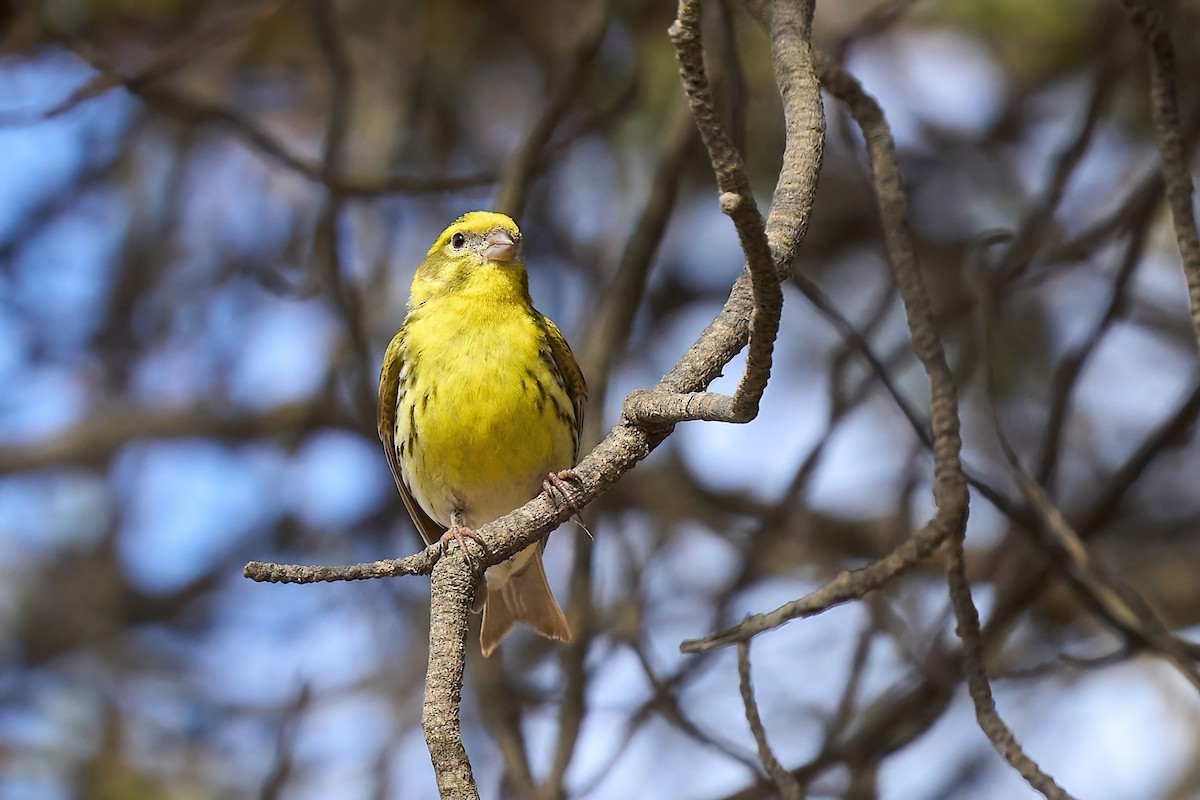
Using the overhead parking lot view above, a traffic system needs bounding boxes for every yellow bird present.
[377,211,586,656]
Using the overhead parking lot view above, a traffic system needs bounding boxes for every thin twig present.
[990,406,1200,693]
[493,0,611,219]
[244,548,438,583]
[46,31,497,197]
[814,55,1076,799]
[20,1,289,123]
[687,49,1075,799]
[820,57,1071,800]
[307,0,375,423]
[624,0,781,427]
[737,641,805,800]
[1119,0,1200,348]
[684,51,970,654]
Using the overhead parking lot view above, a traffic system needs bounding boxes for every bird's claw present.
[439,524,483,563]
[543,469,582,515]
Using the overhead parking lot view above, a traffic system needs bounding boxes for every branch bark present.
[625,0,781,427]
[738,641,804,800]
[1120,0,1200,348]
[423,553,479,800]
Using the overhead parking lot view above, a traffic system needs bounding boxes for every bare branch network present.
[2,0,1198,793]
[228,0,1200,797]
[0,0,1179,794]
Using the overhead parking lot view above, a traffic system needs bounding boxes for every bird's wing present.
[539,314,588,459]
[377,327,444,546]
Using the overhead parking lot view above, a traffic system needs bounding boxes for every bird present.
[377,211,586,657]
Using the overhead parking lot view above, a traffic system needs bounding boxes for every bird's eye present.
[451,232,466,249]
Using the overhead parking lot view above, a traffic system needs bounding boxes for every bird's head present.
[426,211,523,265]
[411,211,530,305]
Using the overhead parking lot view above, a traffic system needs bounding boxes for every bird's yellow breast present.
[397,290,576,528]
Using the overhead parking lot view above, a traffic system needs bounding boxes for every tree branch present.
[0,401,349,476]
[1120,0,1200,348]
[422,552,479,800]
[493,0,611,220]
[624,0,781,426]
[41,21,498,198]
[244,548,438,583]
[244,1,825,794]
[737,641,804,800]
[817,56,1072,800]
[246,0,824,593]
[685,47,1076,800]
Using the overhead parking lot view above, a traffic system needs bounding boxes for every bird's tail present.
[480,545,571,657]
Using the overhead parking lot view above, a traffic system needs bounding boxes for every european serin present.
[377,211,586,656]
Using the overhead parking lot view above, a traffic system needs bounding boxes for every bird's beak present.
[482,228,517,263]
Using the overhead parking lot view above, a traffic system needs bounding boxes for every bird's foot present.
[439,523,483,563]
[543,469,582,515]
